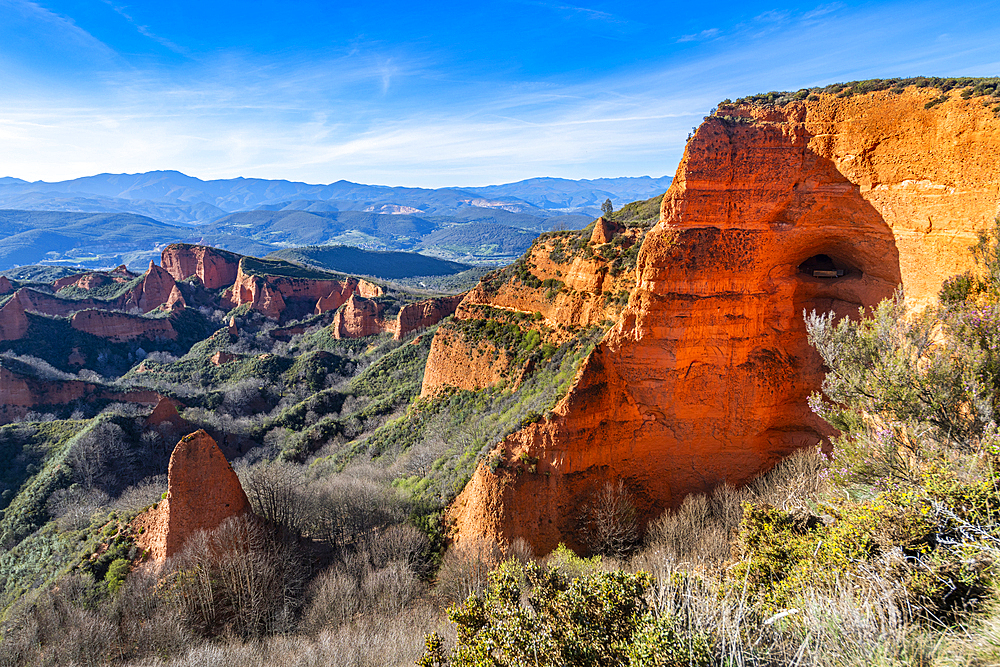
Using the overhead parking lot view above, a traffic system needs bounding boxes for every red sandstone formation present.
[590,216,623,245]
[331,294,385,339]
[210,351,237,366]
[393,294,464,340]
[70,309,178,342]
[445,87,1000,554]
[0,293,28,342]
[54,272,110,292]
[0,276,14,295]
[0,363,160,425]
[161,244,240,289]
[13,287,112,317]
[222,256,386,320]
[145,396,190,430]
[421,231,639,397]
[122,262,185,313]
[134,430,251,562]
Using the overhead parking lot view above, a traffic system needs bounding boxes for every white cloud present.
[0,0,998,187]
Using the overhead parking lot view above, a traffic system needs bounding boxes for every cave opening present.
[798,254,852,279]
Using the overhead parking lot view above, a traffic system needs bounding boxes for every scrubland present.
[4,222,1000,666]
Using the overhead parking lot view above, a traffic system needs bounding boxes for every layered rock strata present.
[447,87,1000,554]
[70,310,178,343]
[134,430,251,562]
[221,259,384,320]
[0,364,160,424]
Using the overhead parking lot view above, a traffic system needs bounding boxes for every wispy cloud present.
[0,0,998,186]
[100,0,189,55]
[677,28,720,43]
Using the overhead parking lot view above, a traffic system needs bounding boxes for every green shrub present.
[105,557,129,594]
[422,559,655,666]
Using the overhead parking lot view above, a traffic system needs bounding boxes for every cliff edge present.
[447,84,1000,553]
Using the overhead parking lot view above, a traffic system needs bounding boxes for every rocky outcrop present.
[0,363,160,424]
[161,244,241,289]
[70,310,177,342]
[223,257,386,320]
[210,351,237,366]
[54,272,109,292]
[420,327,515,394]
[590,216,623,245]
[134,430,251,562]
[123,262,185,313]
[393,294,464,340]
[0,293,28,341]
[448,86,1000,554]
[331,294,385,339]
[145,396,189,430]
[13,288,112,318]
[0,276,15,295]
[421,230,640,397]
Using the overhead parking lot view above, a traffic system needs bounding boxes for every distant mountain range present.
[0,171,672,270]
[0,171,672,224]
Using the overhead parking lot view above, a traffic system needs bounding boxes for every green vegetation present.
[8,205,1000,665]
[729,76,1000,110]
[240,255,347,280]
[417,222,538,260]
[55,274,142,301]
[267,245,471,280]
[389,266,494,295]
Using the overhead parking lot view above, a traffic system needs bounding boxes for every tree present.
[580,479,641,558]
[601,198,613,217]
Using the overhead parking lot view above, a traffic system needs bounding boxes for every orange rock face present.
[134,430,251,562]
[393,294,464,340]
[0,363,161,424]
[449,87,1000,554]
[590,216,623,245]
[70,309,178,342]
[222,257,388,321]
[161,244,241,289]
[145,396,189,429]
[0,293,28,342]
[331,294,385,339]
[124,262,184,313]
[54,272,110,292]
[13,287,112,318]
[421,231,640,397]
[210,351,237,366]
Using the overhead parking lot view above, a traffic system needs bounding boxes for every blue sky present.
[1,0,998,187]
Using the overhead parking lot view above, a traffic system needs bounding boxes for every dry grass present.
[128,604,448,667]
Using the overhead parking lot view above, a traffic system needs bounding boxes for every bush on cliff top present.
[730,76,1000,108]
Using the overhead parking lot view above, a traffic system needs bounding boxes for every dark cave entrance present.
[798,254,853,279]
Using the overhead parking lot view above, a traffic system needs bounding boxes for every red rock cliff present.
[134,430,251,562]
[70,309,178,342]
[448,86,1000,554]
[0,293,28,341]
[421,225,642,397]
[161,244,241,289]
